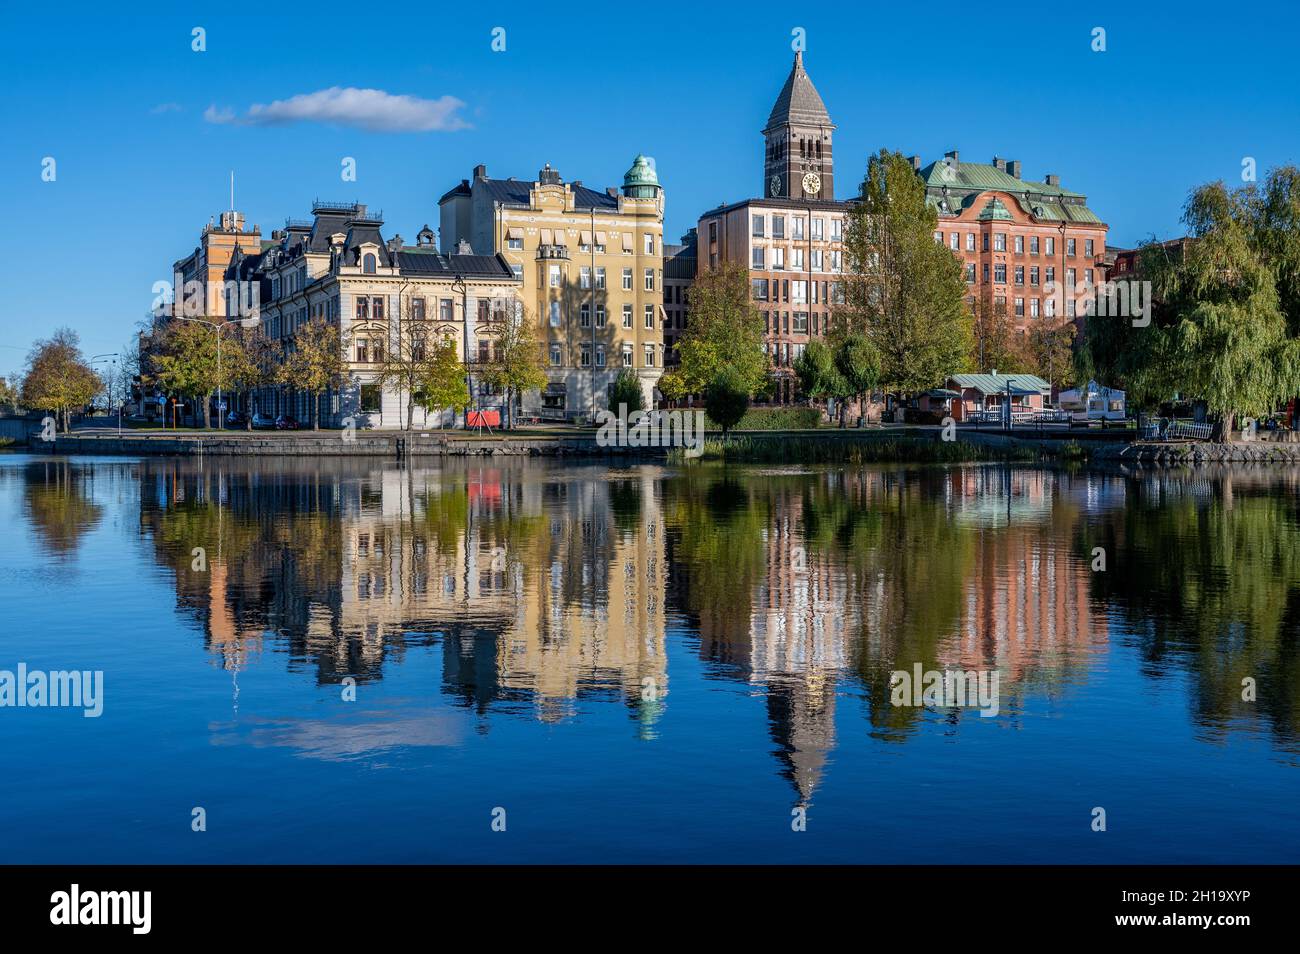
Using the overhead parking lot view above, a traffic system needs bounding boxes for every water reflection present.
[23,455,1299,792]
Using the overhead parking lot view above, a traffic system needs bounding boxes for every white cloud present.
[203,86,469,132]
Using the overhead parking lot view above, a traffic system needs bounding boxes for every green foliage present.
[834,333,881,419]
[21,327,102,432]
[479,306,548,428]
[672,435,1052,464]
[674,262,769,397]
[608,369,644,413]
[417,336,470,431]
[793,339,848,401]
[704,406,823,430]
[837,149,972,397]
[277,317,344,429]
[704,365,750,436]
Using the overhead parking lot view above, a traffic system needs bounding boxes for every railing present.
[1154,419,1213,441]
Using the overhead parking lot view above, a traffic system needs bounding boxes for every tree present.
[835,333,881,426]
[837,149,972,400]
[222,327,278,430]
[0,374,22,414]
[673,262,769,399]
[373,308,433,431]
[479,305,547,430]
[1079,175,1300,439]
[21,328,101,432]
[277,317,344,430]
[1027,311,1077,391]
[608,369,644,413]
[969,295,1031,374]
[153,319,218,427]
[706,366,750,439]
[416,336,470,433]
[793,339,849,424]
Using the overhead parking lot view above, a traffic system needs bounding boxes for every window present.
[831,219,842,241]
[752,278,769,301]
[511,264,523,281]
[581,345,591,367]
[596,305,606,327]
[1030,266,1040,285]
[622,268,632,290]
[1046,236,1056,255]
[1045,298,1056,317]
[1015,297,1025,316]
[811,250,823,271]
[994,264,1006,283]
[478,339,490,364]
[508,236,522,250]
[1015,265,1025,285]
[773,247,785,269]
[772,216,785,239]
[644,268,654,291]
[792,218,805,240]
[411,297,426,320]
[1066,268,1076,289]
[1030,298,1040,317]
[595,267,606,289]
[934,230,944,244]
[645,305,654,329]
[549,265,562,288]
[355,297,369,319]
[1067,298,1076,317]
[356,340,369,363]
[1045,266,1056,286]
[644,345,655,367]
[792,312,808,333]
[622,304,633,328]
[791,280,808,304]
[372,297,385,321]
[549,302,561,327]
[994,233,1006,251]
[982,233,990,252]
[595,346,605,367]
[1085,268,1095,286]
[792,248,804,269]
[363,253,376,274]
[982,263,990,282]
[621,346,633,367]
[950,232,959,250]
[644,234,654,255]
[966,263,976,283]
[1067,238,1077,256]
[550,344,562,366]
[752,247,765,269]
[580,266,591,289]
[811,218,823,240]
[360,384,381,412]
[752,215,765,237]
[580,304,591,328]
[1030,236,1040,254]
[1085,239,1095,257]
[966,233,975,251]
[831,250,841,272]
[478,299,490,323]
[1014,235,1024,253]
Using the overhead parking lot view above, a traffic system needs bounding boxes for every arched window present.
[363,253,376,274]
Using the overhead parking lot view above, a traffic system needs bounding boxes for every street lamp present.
[90,353,120,435]
[171,317,259,429]
[452,275,471,429]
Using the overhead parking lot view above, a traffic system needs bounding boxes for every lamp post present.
[452,275,471,429]
[90,353,120,434]
[171,317,259,429]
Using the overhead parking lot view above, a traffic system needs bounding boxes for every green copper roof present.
[976,197,1014,221]
[920,158,1103,225]
[623,154,659,188]
[950,373,1050,395]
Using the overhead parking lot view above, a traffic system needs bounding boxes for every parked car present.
[275,414,301,431]
[251,413,277,430]
[225,410,248,427]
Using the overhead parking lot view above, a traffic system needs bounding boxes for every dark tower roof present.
[763,51,834,133]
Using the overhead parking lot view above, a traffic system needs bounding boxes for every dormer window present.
[363,253,377,274]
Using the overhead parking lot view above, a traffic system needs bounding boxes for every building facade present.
[662,230,696,370]
[696,52,851,404]
[438,159,666,420]
[171,209,263,320]
[919,153,1108,338]
[232,201,521,428]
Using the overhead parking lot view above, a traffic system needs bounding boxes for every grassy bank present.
[670,435,1088,464]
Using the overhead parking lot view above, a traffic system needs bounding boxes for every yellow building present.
[438,159,665,420]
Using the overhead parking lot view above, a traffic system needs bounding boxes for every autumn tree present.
[153,319,219,427]
[969,295,1031,374]
[660,262,768,401]
[479,305,547,429]
[21,328,101,432]
[277,317,345,430]
[416,335,470,433]
[837,149,971,400]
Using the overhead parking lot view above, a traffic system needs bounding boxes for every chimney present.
[1008,160,1022,179]
[355,203,368,218]
[992,156,1007,172]
[606,187,619,198]
[473,164,487,180]
[1045,174,1060,187]
[908,155,921,171]
[944,150,959,162]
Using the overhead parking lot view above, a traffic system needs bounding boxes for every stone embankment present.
[1092,440,1300,464]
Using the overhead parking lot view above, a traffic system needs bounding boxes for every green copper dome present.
[622,155,660,197]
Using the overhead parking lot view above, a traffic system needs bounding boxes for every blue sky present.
[2,1,1298,365]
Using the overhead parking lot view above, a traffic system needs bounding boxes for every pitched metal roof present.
[764,51,834,133]
[394,250,515,280]
[470,176,619,211]
[920,159,1104,225]
[950,373,1051,395]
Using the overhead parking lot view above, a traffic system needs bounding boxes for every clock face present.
[769,175,782,197]
[802,172,821,196]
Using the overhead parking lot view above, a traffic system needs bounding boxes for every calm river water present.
[1,452,1298,863]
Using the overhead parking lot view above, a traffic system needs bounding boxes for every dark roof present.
[764,51,834,133]
[443,175,620,211]
[701,196,854,218]
[395,250,515,280]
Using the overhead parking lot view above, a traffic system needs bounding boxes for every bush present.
[607,370,644,414]
[705,367,749,436]
[703,406,822,430]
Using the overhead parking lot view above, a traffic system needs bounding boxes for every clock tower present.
[763,51,835,201]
